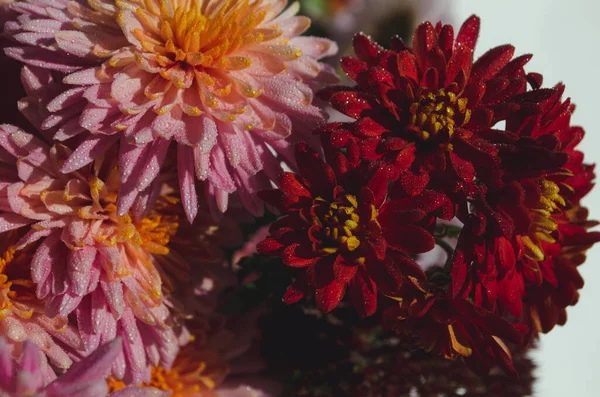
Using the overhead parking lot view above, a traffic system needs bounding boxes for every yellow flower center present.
[409,89,471,141]
[107,346,227,396]
[128,0,290,66]
[0,234,38,321]
[520,179,565,261]
[120,0,299,93]
[306,194,378,255]
[67,166,179,254]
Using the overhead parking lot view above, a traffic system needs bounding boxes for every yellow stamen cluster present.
[81,167,179,255]
[307,194,378,256]
[136,211,180,255]
[123,0,295,72]
[0,235,37,321]
[521,179,565,261]
[409,89,471,141]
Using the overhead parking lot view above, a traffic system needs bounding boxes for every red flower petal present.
[455,15,480,56]
[333,255,357,283]
[366,168,388,208]
[279,173,312,198]
[470,44,515,84]
[283,274,309,305]
[412,21,436,69]
[328,91,375,119]
[365,255,402,294]
[282,243,320,268]
[383,224,435,254]
[340,55,368,82]
[315,280,346,313]
[294,142,336,198]
[349,267,377,317]
[256,238,285,255]
[396,51,419,82]
[353,32,383,64]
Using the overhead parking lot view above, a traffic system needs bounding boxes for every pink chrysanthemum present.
[0,124,182,383]
[0,230,82,378]
[5,0,338,220]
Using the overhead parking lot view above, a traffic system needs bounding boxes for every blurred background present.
[451,2,600,396]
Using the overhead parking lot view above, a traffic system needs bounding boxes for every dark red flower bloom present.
[524,206,600,337]
[318,15,547,205]
[257,142,450,316]
[382,270,527,376]
[452,86,598,322]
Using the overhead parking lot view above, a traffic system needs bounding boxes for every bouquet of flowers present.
[0,1,596,396]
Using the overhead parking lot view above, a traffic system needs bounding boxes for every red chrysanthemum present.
[382,270,527,376]
[257,142,452,316]
[318,15,547,206]
[451,85,597,321]
[523,206,600,337]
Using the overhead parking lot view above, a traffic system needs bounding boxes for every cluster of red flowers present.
[258,15,599,374]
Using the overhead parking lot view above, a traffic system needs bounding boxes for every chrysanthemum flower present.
[0,230,82,377]
[5,0,338,220]
[523,206,600,337]
[382,269,527,376]
[257,142,452,316]
[451,85,598,320]
[0,337,126,397]
[0,124,180,382]
[318,15,548,205]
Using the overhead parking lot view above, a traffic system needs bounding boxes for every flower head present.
[0,230,82,375]
[451,85,598,321]
[0,124,181,382]
[318,16,547,206]
[5,0,337,221]
[524,206,600,337]
[258,142,452,316]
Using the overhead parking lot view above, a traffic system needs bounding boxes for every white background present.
[448,1,600,396]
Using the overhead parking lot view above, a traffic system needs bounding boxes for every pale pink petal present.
[177,145,198,223]
[60,134,119,173]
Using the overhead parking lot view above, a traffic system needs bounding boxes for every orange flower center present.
[306,194,378,255]
[409,89,471,141]
[64,165,179,255]
[107,346,227,396]
[520,179,565,261]
[119,0,300,108]
[0,234,38,321]
[127,0,290,68]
